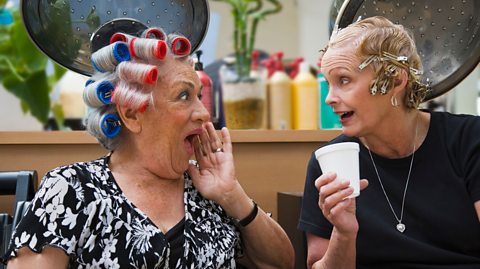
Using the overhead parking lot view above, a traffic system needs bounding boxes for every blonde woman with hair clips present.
[298,16,480,269]
[3,29,294,269]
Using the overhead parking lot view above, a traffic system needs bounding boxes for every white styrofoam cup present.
[315,142,360,198]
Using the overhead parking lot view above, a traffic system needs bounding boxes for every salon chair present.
[278,192,307,269]
[0,171,36,268]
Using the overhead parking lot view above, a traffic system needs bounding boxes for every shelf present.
[0,129,342,145]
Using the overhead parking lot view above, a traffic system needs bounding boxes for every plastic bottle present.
[250,50,268,129]
[194,50,213,121]
[318,72,342,129]
[292,61,318,130]
[268,52,292,130]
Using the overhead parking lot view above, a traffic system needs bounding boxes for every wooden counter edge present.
[0,130,342,145]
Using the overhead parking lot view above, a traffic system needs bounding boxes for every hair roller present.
[99,113,122,139]
[83,80,115,107]
[85,79,95,87]
[129,38,168,60]
[91,42,131,73]
[112,80,152,112]
[117,62,158,85]
[141,27,166,40]
[168,34,191,57]
[110,32,135,44]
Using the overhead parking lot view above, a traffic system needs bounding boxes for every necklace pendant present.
[396,223,406,233]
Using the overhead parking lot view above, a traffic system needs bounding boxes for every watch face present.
[21,0,210,76]
[331,0,480,101]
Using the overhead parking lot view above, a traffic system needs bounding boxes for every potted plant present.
[0,4,66,129]
[212,0,282,79]
[212,0,282,129]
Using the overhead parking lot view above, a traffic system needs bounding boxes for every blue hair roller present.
[96,81,114,105]
[100,113,122,138]
[85,79,95,87]
[112,42,131,63]
[91,42,131,73]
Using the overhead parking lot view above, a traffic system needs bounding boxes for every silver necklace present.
[365,119,418,233]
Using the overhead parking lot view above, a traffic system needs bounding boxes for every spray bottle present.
[292,61,318,129]
[268,52,292,130]
[194,50,213,121]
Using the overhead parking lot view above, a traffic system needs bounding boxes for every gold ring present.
[214,147,223,153]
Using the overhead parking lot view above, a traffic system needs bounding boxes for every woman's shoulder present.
[429,111,480,138]
[430,110,480,125]
[39,156,116,202]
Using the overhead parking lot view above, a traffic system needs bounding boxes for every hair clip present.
[359,55,378,70]
[370,77,379,95]
[380,79,390,95]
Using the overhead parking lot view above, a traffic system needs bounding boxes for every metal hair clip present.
[410,67,423,76]
[370,77,379,95]
[381,52,411,71]
[359,55,378,70]
[386,65,398,76]
[380,79,390,94]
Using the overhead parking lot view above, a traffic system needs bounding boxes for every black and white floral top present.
[4,156,243,268]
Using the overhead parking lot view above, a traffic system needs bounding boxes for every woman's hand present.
[187,122,240,204]
[315,172,368,235]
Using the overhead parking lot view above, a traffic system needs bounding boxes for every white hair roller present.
[141,27,166,40]
[83,80,115,107]
[110,32,135,44]
[91,42,131,73]
[111,81,152,112]
[129,37,168,60]
[117,62,158,85]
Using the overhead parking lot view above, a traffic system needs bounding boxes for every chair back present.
[0,170,37,267]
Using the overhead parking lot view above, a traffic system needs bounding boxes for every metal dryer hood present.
[330,0,480,101]
[21,0,210,76]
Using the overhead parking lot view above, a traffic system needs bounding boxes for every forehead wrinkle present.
[321,55,358,75]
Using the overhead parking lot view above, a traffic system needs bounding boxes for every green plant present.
[0,6,66,127]
[212,0,282,79]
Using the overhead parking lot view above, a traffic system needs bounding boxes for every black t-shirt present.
[298,111,480,268]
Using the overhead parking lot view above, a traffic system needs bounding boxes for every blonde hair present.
[84,29,192,150]
[325,16,428,109]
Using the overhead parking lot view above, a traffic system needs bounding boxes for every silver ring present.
[214,147,223,153]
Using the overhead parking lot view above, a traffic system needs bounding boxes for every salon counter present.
[0,130,341,218]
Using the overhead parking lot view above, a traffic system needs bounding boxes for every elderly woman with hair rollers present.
[3,28,294,268]
[298,16,480,269]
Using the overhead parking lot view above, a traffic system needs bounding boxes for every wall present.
[1,0,478,131]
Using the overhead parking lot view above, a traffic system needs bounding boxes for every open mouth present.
[339,111,354,120]
[184,128,202,155]
[184,134,197,156]
[185,134,197,145]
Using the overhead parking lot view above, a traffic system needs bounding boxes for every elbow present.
[283,246,295,269]
[306,252,322,269]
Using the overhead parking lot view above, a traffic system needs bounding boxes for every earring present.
[391,95,399,107]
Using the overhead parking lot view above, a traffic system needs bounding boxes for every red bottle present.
[194,50,213,121]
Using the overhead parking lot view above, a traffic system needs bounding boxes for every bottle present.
[318,72,342,129]
[250,50,268,129]
[268,52,292,130]
[194,50,213,121]
[292,61,318,130]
